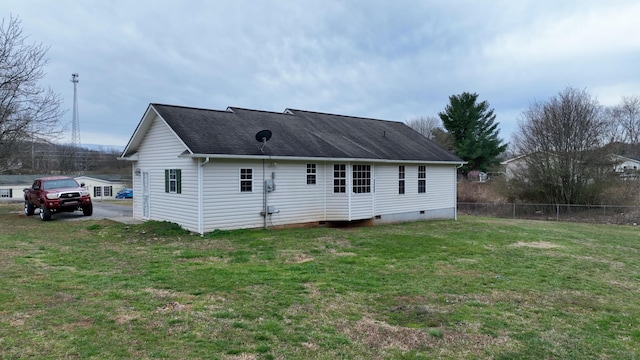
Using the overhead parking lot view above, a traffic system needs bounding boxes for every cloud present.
[5,0,640,147]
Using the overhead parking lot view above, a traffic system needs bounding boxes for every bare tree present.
[613,95,640,144]
[0,16,64,173]
[406,115,441,139]
[510,87,617,204]
[406,115,456,151]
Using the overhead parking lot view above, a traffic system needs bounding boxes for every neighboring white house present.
[119,104,465,234]
[502,152,640,181]
[75,176,129,200]
[611,154,640,179]
[0,175,32,200]
[0,175,129,200]
[500,154,531,180]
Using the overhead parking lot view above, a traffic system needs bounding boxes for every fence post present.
[513,203,516,219]
[556,204,560,221]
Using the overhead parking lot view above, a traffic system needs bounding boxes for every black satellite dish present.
[255,129,272,153]
[255,129,272,143]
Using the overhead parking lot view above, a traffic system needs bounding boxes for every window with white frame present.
[333,164,346,193]
[306,164,317,185]
[165,169,182,193]
[352,164,371,193]
[398,165,405,194]
[240,168,253,192]
[418,165,426,193]
[0,189,12,198]
[104,186,112,197]
[94,186,102,197]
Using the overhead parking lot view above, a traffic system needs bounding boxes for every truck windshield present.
[43,179,80,190]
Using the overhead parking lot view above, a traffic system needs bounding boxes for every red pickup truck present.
[24,176,93,221]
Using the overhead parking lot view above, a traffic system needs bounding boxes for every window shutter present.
[9,189,12,198]
[176,169,182,194]
[165,169,169,193]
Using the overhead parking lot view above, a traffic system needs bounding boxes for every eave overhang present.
[181,153,466,166]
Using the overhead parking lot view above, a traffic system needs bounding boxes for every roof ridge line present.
[286,108,396,123]
[227,106,294,116]
[151,103,229,113]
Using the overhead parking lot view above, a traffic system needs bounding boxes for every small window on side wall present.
[165,169,182,193]
[418,165,426,193]
[307,164,317,185]
[240,168,253,192]
[399,165,405,194]
[333,164,346,193]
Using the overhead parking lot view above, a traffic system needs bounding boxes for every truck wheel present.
[24,200,35,216]
[39,204,51,221]
[82,203,93,216]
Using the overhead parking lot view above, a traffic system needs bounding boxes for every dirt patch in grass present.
[510,241,560,249]
[316,235,353,248]
[278,250,315,264]
[344,318,513,356]
[435,263,484,278]
[114,307,142,324]
[155,301,191,312]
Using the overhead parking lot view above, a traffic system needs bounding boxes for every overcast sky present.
[6,1,640,149]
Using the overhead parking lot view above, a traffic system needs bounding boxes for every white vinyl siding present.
[201,160,327,231]
[131,113,199,231]
[374,164,456,215]
[424,165,456,209]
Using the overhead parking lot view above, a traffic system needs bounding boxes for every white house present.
[500,154,531,180]
[0,175,32,200]
[502,152,640,181]
[611,154,640,179]
[119,104,465,234]
[75,176,129,200]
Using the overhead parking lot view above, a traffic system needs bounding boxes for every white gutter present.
[182,153,466,166]
[198,157,210,235]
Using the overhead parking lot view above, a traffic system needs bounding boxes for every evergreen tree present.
[438,92,507,175]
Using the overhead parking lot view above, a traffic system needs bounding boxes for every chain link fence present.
[457,202,640,225]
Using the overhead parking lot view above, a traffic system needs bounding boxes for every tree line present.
[407,88,640,205]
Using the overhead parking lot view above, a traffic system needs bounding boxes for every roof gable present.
[121,103,463,163]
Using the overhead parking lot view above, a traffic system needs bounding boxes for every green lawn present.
[1,203,639,359]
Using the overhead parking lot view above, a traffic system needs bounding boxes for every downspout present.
[263,159,268,230]
[454,163,463,221]
[198,157,210,235]
[323,162,327,221]
[347,162,352,221]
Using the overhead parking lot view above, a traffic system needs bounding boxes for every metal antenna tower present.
[71,73,81,148]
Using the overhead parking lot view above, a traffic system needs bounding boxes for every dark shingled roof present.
[149,103,462,162]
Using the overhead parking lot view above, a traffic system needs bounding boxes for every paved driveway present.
[22,201,139,224]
